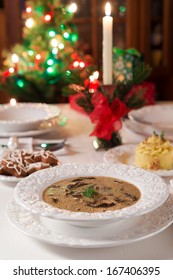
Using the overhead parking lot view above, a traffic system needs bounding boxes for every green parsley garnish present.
[153,131,165,141]
[153,131,158,137]
[83,185,98,198]
[160,131,165,141]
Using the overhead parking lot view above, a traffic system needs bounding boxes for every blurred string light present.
[60,24,65,30]
[25,17,35,28]
[44,13,52,22]
[9,68,15,73]
[47,59,54,66]
[26,6,32,13]
[63,32,70,39]
[72,60,85,68]
[51,38,59,47]
[35,54,41,60]
[47,67,54,74]
[119,3,126,16]
[71,33,78,42]
[10,98,17,106]
[59,43,64,49]
[17,79,25,88]
[68,3,77,13]
[12,54,19,63]
[79,61,85,68]
[49,30,56,37]
[28,50,34,56]
[52,48,58,55]
[73,61,79,68]
[66,70,71,76]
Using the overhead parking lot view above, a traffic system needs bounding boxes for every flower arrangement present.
[65,49,155,150]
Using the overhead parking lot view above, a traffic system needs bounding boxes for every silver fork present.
[0,137,67,151]
[37,139,66,151]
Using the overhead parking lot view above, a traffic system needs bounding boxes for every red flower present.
[89,92,127,140]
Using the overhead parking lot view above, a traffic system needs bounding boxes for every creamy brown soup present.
[42,176,141,213]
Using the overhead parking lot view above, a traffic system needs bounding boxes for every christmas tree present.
[0,0,92,103]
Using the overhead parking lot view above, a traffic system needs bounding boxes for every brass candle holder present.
[101,84,116,100]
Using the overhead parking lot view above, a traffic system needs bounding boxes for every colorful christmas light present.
[50,38,59,47]
[25,18,35,28]
[10,98,17,106]
[44,14,52,22]
[0,0,93,103]
[26,6,32,13]
[68,3,77,13]
[11,54,19,63]
[35,54,41,60]
[49,30,56,37]
[9,68,15,73]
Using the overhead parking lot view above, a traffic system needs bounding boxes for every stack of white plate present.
[0,103,61,137]
[124,104,173,141]
[6,163,173,248]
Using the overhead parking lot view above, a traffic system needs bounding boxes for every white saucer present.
[0,126,57,138]
[104,144,173,177]
[6,196,173,248]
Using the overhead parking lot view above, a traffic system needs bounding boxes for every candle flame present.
[10,98,17,106]
[105,2,111,16]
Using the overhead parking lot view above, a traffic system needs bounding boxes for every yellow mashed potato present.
[135,134,173,170]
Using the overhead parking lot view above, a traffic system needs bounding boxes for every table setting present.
[0,0,173,262]
[1,101,173,260]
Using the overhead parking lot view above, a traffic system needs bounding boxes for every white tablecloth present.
[1,104,173,260]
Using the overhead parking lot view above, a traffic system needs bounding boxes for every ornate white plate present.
[0,103,61,133]
[6,196,173,248]
[123,119,173,141]
[0,174,22,184]
[128,104,173,132]
[14,163,169,227]
[104,144,173,177]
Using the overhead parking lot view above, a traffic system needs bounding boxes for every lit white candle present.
[102,2,113,85]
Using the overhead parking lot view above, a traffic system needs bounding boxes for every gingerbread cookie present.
[26,162,50,175]
[1,159,27,177]
[34,150,60,166]
[0,149,60,178]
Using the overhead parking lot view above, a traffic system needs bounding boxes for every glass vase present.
[93,131,122,151]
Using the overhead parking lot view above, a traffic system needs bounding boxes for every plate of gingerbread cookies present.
[0,149,61,184]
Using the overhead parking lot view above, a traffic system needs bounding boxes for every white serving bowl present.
[14,163,169,228]
[128,104,173,133]
[0,103,60,132]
